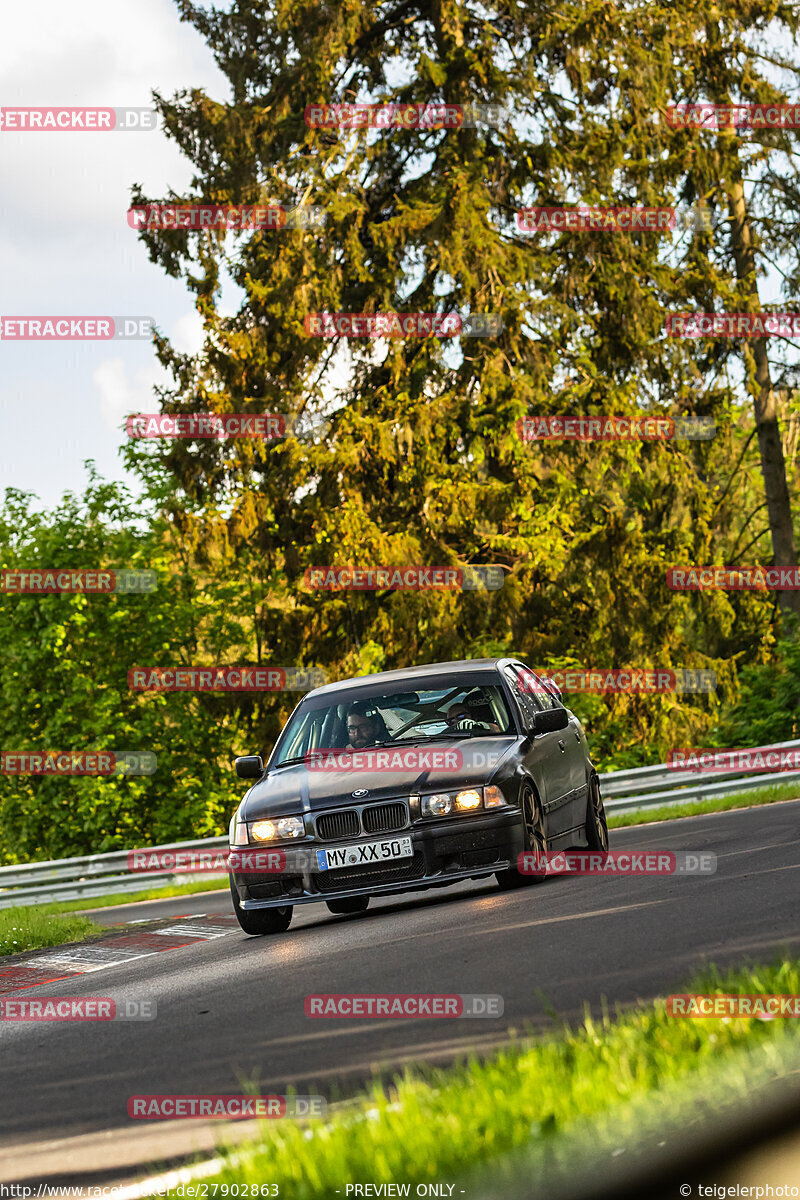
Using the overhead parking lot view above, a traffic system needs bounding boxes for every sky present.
[0,0,229,509]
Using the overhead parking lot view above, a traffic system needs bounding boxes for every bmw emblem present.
[351,788,369,798]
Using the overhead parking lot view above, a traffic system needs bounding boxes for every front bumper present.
[231,808,524,909]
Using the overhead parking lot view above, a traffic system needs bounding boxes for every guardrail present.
[0,836,228,910]
[599,737,800,813]
[1,739,798,909]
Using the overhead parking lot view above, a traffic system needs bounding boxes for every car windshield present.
[271,679,515,767]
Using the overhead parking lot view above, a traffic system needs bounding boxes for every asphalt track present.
[1,802,798,1182]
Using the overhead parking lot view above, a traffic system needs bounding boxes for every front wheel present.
[230,877,293,935]
[585,773,609,852]
[325,896,370,915]
[496,783,546,890]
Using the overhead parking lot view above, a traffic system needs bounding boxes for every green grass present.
[607,782,800,828]
[0,880,228,954]
[0,904,101,956]
[184,958,799,1197]
[0,877,227,919]
[31,878,229,914]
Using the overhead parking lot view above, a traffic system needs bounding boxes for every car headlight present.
[421,793,454,816]
[420,789,485,817]
[455,789,482,811]
[250,816,305,841]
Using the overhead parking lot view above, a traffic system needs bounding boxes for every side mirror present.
[235,755,264,779]
[533,707,569,734]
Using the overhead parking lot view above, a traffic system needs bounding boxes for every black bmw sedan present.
[228,658,608,934]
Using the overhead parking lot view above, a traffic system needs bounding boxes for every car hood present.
[241,736,518,819]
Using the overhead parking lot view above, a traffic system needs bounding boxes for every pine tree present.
[124,0,800,760]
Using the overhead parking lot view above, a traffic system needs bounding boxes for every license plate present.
[316,836,413,871]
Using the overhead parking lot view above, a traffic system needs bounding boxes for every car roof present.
[304,658,522,700]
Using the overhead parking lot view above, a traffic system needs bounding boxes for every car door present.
[534,673,590,834]
[503,665,572,835]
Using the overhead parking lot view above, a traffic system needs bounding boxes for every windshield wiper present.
[393,732,464,741]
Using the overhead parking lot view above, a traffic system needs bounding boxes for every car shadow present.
[290,869,568,933]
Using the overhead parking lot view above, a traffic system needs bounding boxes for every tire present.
[230,877,293,935]
[585,772,609,852]
[496,782,547,890]
[325,896,370,915]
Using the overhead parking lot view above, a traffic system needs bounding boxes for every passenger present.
[445,699,500,734]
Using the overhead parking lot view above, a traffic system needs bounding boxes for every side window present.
[504,666,543,728]
[516,664,563,711]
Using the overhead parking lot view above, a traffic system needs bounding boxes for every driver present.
[346,701,387,749]
[445,692,500,734]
